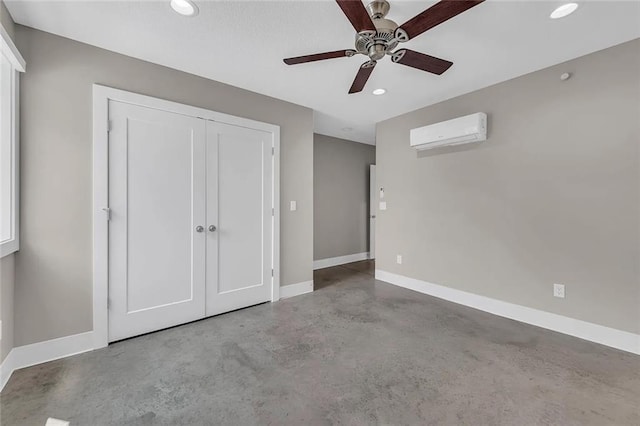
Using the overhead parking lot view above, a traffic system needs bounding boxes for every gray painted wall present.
[0,254,14,362]
[0,0,14,39]
[376,39,640,334]
[314,134,375,261]
[0,0,16,363]
[13,26,314,347]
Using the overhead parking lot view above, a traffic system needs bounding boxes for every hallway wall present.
[314,133,375,262]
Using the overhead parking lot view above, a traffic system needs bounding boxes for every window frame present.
[0,24,25,258]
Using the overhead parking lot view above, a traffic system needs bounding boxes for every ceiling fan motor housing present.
[365,0,390,19]
[356,1,398,61]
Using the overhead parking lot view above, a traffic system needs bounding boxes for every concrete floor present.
[2,260,639,425]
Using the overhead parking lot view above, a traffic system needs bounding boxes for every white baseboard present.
[375,269,640,355]
[280,280,314,299]
[313,252,369,270]
[0,331,95,391]
[0,351,15,391]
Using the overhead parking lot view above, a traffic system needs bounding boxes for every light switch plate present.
[379,202,387,210]
[290,201,297,211]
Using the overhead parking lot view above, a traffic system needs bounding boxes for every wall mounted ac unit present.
[410,112,487,151]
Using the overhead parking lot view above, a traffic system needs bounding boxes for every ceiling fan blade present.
[391,49,453,75]
[349,61,376,94]
[284,49,356,65]
[336,0,376,34]
[395,0,485,41]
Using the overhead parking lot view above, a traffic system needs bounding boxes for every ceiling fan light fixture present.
[550,3,578,19]
[372,88,386,95]
[171,0,199,17]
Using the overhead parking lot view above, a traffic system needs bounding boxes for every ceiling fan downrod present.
[357,0,398,61]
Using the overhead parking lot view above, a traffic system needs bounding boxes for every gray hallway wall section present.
[314,134,375,261]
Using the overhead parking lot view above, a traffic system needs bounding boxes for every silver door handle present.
[195,226,204,233]
[371,215,376,219]
[209,225,217,232]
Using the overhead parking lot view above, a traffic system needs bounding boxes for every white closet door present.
[108,101,206,341]
[205,121,273,316]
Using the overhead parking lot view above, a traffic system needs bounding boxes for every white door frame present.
[92,84,280,349]
[369,164,376,259]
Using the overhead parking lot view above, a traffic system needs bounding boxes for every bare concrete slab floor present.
[2,261,639,425]
[314,260,374,291]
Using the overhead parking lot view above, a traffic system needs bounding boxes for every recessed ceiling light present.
[550,3,578,19]
[171,0,199,17]
[372,88,386,96]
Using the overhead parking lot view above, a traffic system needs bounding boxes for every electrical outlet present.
[396,255,402,264]
[553,283,565,298]
[290,201,296,211]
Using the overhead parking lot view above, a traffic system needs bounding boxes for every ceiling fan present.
[283,0,485,94]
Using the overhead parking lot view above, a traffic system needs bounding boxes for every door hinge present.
[102,207,111,221]
[272,208,275,216]
[107,120,113,132]
[271,269,274,277]
[272,147,275,155]
[107,298,111,309]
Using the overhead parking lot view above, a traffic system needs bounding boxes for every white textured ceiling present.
[5,0,640,144]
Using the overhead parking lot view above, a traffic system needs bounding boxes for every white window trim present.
[0,24,25,258]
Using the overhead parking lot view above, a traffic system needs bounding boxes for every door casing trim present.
[92,84,281,349]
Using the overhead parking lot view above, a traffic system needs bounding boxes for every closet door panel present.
[108,100,206,341]
[206,121,273,316]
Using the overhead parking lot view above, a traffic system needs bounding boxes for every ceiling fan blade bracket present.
[358,30,376,38]
[393,28,409,43]
[345,49,357,57]
[362,60,377,69]
[390,49,406,63]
